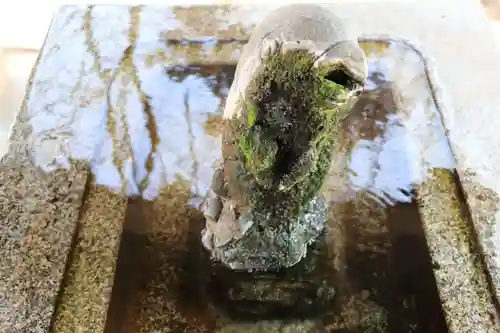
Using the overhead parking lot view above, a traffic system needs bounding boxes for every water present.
[2,6,481,332]
[96,39,457,333]
[1,5,499,333]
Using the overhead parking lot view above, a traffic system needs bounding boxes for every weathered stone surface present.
[0,12,91,331]
[363,38,500,331]
[0,155,89,333]
[74,4,500,314]
[336,0,500,314]
[0,5,131,333]
[155,4,500,310]
[101,27,459,333]
[2,2,499,333]
[201,4,368,272]
[104,181,212,333]
[51,183,127,333]
[416,169,499,332]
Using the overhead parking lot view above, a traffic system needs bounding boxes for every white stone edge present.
[359,33,500,321]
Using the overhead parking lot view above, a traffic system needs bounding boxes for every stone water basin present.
[95,37,492,332]
[98,39,500,332]
[100,38,495,333]
[0,5,498,333]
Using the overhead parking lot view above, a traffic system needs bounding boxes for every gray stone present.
[2,2,500,332]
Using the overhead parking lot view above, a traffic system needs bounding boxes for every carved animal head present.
[230,42,364,211]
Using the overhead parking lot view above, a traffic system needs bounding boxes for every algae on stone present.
[204,48,356,271]
[195,3,368,272]
[232,50,352,207]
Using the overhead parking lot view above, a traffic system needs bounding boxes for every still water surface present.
[2,5,500,333]
[98,39,454,332]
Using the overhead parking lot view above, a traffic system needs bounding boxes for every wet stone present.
[2,5,133,333]
[415,169,500,333]
[205,4,367,272]
[1,3,498,333]
[51,182,128,333]
[208,235,337,320]
[0,20,91,331]
[0,155,89,333]
[102,32,460,332]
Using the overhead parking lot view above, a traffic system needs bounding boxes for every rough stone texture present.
[0,156,89,333]
[369,36,500,331]
[0,12,91,332]
[103,26,456,333]
[2,2,499,332]
[140,4,500,305]
[201,4,368,271]
[415,169,499,333]
[104,180,213,333]
[333,0,500,312]
[0,5,130,333]
[146,3,500,304]
[104,180,392,333]
[51,183,127,333]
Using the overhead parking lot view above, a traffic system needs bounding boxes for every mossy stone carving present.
[201,4,367,271]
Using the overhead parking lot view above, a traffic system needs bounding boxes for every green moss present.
[237,133,278,187]
[232,49,351,218]
[247,102,257,127]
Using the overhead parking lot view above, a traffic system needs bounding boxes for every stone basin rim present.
[360,35,500,320]
[163,34,453,144]
[360,35,452,136]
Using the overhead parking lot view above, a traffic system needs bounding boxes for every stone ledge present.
[0,12,92,331]
[2,2,500,332]
[51,182,127,333]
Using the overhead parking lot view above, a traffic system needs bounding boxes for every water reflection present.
[26,6,231,200]
[3,5,500,332]
[16,5,463,332]
[23,6,454,205]
[162,5,252,40]
[100,38,457,332]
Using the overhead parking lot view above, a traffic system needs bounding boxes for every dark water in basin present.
[99,40,455,333]
[0,6,497,333]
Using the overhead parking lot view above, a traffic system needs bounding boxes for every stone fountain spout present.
[201,4,368,271]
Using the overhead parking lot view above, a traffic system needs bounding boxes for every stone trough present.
[1,2,500,333]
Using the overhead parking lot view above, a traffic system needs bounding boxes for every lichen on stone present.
[214,48,355,270]
[229,49,351,218]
